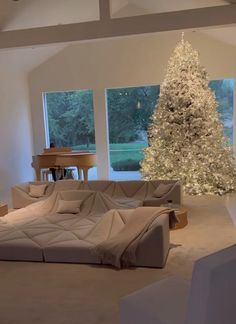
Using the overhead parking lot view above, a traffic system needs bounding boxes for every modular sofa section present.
[43,213,170,268]
[11,179,182,209]
[11,181,55,209]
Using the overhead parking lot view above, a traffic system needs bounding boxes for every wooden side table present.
[173,208,188,230]
[0,202,8,217]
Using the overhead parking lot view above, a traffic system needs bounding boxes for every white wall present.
[0,64,33,204]
[28,30,236,179]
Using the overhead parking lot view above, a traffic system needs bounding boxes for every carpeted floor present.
[0,195,235,324]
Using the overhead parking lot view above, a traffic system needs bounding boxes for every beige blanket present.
[86,207,177,268]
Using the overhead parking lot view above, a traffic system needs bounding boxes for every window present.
[43,89,97,179]
[209,79,234,144]
[43,81,233,181]
[106,85,160,180]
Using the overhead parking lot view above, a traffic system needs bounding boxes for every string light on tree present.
[140,35,236,195]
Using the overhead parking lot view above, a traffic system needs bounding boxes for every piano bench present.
[41,168,76,181]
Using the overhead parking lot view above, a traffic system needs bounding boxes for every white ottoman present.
[186,244,236,324]
[120,244,236,324]
[120,277,190,324]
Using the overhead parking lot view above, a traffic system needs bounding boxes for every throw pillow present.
[152,183,173,198]
[56,199,82,214]
[29,184,48,198]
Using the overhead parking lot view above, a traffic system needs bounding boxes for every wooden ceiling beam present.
[99,0,111,21]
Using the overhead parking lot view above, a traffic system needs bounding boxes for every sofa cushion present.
[29,183,48,198]
[54,179,82,192]
[56,199,82,214]
[82,180,115,196]
[153,183,173,198]
[44,240,101,264]
[0,220,43,261]
[114,181,148,199]
[114,198,143,208]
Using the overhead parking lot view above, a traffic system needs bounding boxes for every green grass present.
[72,144,96,151]
[110,150,144,164]
[109,143,146,150]
[72,142,146,166]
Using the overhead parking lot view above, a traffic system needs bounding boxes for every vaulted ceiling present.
[113,0,229,17]
[0,0,232,31]
[0,0,235,73]
[0,0,99,31]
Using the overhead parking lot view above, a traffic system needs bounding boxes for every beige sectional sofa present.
[7,179,181,268]
[12,179,182,209]
[3,189,174,268]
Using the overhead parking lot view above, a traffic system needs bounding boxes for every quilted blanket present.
[85,207,176,268]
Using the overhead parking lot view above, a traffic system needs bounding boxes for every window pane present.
[43,89,97,179]
[106,85,160,180]
[209,79,234,144]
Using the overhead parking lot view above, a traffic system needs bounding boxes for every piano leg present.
[82,167,89,181]
[35,168,41,181]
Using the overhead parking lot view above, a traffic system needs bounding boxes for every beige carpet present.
[0,195,235,324]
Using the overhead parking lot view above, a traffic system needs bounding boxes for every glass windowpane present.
[43,89,97,179]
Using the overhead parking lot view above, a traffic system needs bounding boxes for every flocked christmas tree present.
[141,34,236,195]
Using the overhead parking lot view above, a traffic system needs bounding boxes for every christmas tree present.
[140,35,236,195]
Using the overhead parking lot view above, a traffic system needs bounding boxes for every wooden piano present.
[31,147,96,181]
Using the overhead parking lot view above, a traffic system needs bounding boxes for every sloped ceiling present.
[112,0,236,48]
[202,26,236,47]
[112,1,149,17]
[111,0,229,16]
[127,0,229,13]
[0,0,231,31]
[0,0,99,31]
[0,0,235,73]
